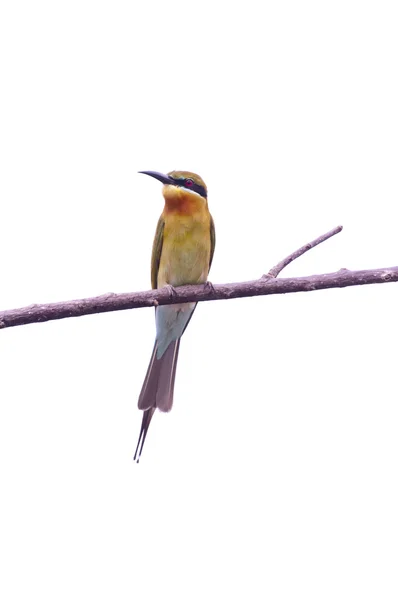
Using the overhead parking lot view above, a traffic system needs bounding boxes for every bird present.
[134,170,215,462]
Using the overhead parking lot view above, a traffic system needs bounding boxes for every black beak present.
[139,171,174,185]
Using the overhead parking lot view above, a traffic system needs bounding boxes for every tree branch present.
[1,225,397,330]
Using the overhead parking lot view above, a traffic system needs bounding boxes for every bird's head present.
[139,170,208,206]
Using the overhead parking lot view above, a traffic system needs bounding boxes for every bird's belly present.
[158,220,211,288]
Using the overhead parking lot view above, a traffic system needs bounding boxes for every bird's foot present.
[164,284,178,300]
[203,281,216,294]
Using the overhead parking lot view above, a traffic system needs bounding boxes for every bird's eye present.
[185,178,194,188]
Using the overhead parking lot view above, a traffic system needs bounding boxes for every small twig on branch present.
[266,225,343,278]
[1,225,397,330]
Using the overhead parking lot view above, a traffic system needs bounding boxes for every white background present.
[1,1,397,598]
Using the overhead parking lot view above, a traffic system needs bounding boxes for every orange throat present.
[162,186,206,216]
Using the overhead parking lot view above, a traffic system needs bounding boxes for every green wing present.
[209,214,216,270]
[151,216,165,290]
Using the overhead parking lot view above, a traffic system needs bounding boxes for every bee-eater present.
[134,170,215,462]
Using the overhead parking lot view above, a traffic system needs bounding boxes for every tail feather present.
[138,342,161,411]
[134,339,181,462]
[133,407,155,463]
[155,339,180,412]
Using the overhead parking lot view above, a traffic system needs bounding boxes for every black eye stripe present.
[170,178,207,198]
[190,182,207,198]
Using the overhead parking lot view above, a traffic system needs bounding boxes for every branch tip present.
[267,225,343,278]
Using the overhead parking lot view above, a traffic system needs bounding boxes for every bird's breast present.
[158,210,211,288]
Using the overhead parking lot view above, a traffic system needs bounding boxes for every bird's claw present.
[164,284,178,300]
[203,281,216,294]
